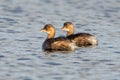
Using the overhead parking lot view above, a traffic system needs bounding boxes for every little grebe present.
[40,24,75,51]
[61,22,98,47]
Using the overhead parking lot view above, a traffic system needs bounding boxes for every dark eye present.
[44,27,47,31]
[46,26,51,31]
[46,28,48,31]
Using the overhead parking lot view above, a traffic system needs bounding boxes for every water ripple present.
[0,38,7,41]
[23,78,32,80]
[4,6,23,13]
[0,18,15,22]
[0,55,5,58]
[17,58,32,60]
[44,62,62,66]
[72,62,80,64]
[15,39,29,41]
[7,30,21,33]
[114,51,120,54]
[0,0,119,80]
[0,25,6,28]
[82,59,90,61]
[98,59,112,62]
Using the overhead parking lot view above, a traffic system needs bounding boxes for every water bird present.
[61,22,98,47]
[40,24,75,51]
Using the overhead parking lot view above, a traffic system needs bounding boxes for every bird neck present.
[47,30,55,39]
[67,25,74,36]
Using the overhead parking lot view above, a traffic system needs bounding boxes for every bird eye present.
[65,25,68,28]
[46,28,48,31]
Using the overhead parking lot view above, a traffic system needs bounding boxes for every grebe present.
[61,22,98,47]
[40,24,75,51]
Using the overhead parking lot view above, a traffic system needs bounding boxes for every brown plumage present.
[61,22,98,47]
[40,24,75,51]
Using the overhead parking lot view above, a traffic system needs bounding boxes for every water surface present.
[0,0,120,80]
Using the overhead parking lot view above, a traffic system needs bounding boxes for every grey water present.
[0,0,120,80]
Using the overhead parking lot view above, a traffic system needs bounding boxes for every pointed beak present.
[40,28,45,32]
[61,27,69,31]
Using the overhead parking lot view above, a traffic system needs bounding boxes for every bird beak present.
[61,27,69,31]
[40,28,45,32]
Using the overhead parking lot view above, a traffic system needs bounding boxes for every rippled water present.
[0,0,120,80]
